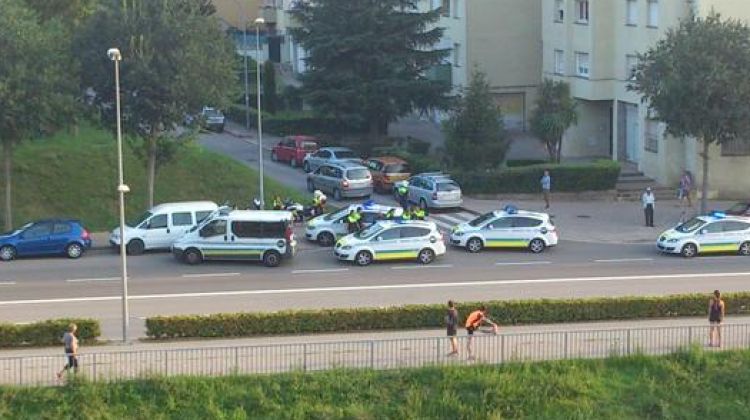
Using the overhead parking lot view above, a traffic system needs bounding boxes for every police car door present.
[483,217,516,248]
[197,218,228,260]
[332,212,349,238]
[696,221,732,253]
[512,217,543,246]
[371,227,402,260]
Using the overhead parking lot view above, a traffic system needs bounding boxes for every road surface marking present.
[0,282,16,286]
[594,258,654,263]
[65,277,120,283]
[292,268,350,274]
[494,261,552,266]
[434,214,467,225]
[3,271,750,306]
[182,273,241,278]
[391,264,454,270]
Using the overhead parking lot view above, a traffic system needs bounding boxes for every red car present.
[271,136,320,168]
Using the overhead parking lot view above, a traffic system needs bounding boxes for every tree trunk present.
[146,134,157,208]
[545,140,555,163]
[367,119,381,154]
[555,137,562,163]
[700,140,710,214]
[3,140,12,231]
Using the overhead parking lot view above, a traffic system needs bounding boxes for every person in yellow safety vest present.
[413,206,426,221]
[272,195,283,211]
[347,209,362,233]
[384,208,396,220]
[397,182,409,210]
[401,208,412,221]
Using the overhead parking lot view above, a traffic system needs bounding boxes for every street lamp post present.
[255,17,266,209]
[107,48,130,343]
[242,7,251,130]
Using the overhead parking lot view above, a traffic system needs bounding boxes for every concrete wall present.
[560,100,611,158]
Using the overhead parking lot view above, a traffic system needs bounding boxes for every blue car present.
[0,219,92,261]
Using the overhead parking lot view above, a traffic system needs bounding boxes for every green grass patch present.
[0,125,304,231]
[2,347,750,418]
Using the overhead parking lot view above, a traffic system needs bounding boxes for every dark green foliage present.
[145,291,748,339]
[444,68,509,170]
[506,159,549,168]
[530,78,578,163]
[0,319,99,348]
[226,106,365,136]
[262,60,278,114]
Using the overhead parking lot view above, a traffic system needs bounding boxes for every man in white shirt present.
[642,187,655,227]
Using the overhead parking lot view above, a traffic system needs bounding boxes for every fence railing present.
[2,323,748,387]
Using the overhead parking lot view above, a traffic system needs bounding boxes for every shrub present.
[506,159,549,168]
[226,107,366,136]
[145,292,750,339]
[0,319,100,348]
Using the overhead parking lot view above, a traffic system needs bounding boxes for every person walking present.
[540,170,551,210]
[445,300,459,356]
[708,290,725,347]
[642,187,655,227]
[57,323,79,380]
[465,305,498,360]
[679,170,694,208]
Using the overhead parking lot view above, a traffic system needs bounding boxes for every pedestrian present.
[708,290,725,347]
[642,187,655,227]
[57,323,79,380]
[272,195,283,211]
[679,170,694,208]
[413,206,427,221]
[396,182,409,211]
[445,300,459,356]
[465,305,499,360]
[346,209,359,233]
[540,170,551,210]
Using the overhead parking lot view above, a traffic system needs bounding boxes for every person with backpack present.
[445,300,459,356]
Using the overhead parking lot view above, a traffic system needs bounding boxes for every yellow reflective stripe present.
[485,239,528,248]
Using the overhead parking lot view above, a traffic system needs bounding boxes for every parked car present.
[333,220,445,266]
[271,135,319,168]
[306,161,374,201]
[398,172,463,209]
[449,207,557,254]
[200,107,225,132]
[109,201,218,255]
[725,201,750,216]
[303,147,360,173]
[305,202,396,246]
[365,156,411,193]
[657,213,750,257]
[0,219,92,261]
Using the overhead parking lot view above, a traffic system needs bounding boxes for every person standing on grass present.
[445,300,459,356]
[709,290,726,348]
[642,187,655,227]
[57,323,79,380]
[540,170,551,210]
[465,305,499,360]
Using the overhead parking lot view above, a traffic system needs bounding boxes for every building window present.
[453,42,461,67]
[554,50,565,75]
[576,0,589,23]
[441,0,450,17]
[645,119,659,153]
[555,0,565,22]
[626,54,638,80]
[647,0,659,27]
[626,0,638,25]
[575,52,590,77]
[721,138,750,156]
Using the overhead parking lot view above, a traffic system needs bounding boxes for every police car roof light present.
[710,211,726,218]
[361,199,375,209]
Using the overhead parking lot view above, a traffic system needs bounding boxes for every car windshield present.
[675,217,706,233]
[385,163,410,173]
[335,150,357,159]
[324,208,349,221]
[355,224,383,239]
[204,109,222,117]
[727,202,749,213]
[437,181,459,192]
[469,212,495,227]
[347,168,370,180]
[301,141,318,150]
[128,211,152,228]
[4,222,33,236]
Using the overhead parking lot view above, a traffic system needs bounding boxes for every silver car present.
[302,147,360,173]
[403,173,463,209]
[307,162,374,200]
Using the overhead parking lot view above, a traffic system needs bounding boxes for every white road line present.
[3,271,750,306]
[292,268,350,274]
[0,282,17,286]
[65,277,120,283]
[495,261,552,266]
[594,258,654,263]
[433,214,465,225]
[182,273,241,278]
[391,264,454,270]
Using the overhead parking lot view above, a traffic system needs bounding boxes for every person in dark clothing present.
[57,323,79,380]
[709,290,725,347]
[446,300,459,356]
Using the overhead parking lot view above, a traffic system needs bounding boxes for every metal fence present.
[2,323,749,387]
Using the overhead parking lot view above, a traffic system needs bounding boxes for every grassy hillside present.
[2,348,749,419]
[0,126,304,231]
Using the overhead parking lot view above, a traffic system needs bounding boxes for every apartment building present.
[213,0,268,62]
[542,0,750,197]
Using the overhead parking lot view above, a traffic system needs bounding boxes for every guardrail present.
[2,323,748,387]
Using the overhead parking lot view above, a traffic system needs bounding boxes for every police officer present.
[346,210,359,233]
[384,208,396,220]
[272,195,283,211]
[413,206,426,221]
[396,182,409,210]
[355,207,364,231]
[401,208,412,221]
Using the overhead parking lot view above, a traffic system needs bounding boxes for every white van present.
[172,208,297,267]
[109,201,218,255]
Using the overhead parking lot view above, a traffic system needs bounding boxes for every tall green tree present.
[530,79,578,163]
[75,0,237,208]
[291,0,452,140]
[631,13,750,213]
[443,68,508,171]
[262,60,278,114]
[23,0,99,27]
[0,0,77,229]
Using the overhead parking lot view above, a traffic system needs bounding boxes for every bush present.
[453,159,620,194]
[0,319,100,348]
[226,106,366,136]
[145,292,750,339]
[506,159,549,168]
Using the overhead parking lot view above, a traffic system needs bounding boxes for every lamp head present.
[254,17,265,25]
[107,48,122,61]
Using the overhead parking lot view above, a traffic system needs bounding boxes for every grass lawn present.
[2,347,750,419]
[0,125,304,231]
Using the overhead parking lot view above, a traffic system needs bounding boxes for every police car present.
[334,220,445,266]
[656,212,750,258]
[449,206,557,253]
[305,201,396,247]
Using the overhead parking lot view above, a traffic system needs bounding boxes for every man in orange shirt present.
[465,305,499,360]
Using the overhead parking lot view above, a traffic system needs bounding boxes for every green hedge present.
[145,292,750,339]
[453,159,620,194]
[506,159,549,168]
[0,319,100,348]
[226,106,365,136]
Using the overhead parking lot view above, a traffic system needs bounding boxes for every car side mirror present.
[486,224,494,230]
[375,236,383,242]
[699,229,707,235]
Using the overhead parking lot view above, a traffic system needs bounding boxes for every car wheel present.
[418,248,435,265]
[290,158,297,168]
[271,151,278,162]
[681,243,698,258]
[263,250,281,267]
[184,248,203,265]
[0,245,16,261]
[303,162,311,173]
[318,232,335,247]
[740,241,750,256]
[419,198,428,210]
[466,237,483,253]
[66,243,84,259]
[529,238,546,254]
[307,179,315,193]
[333,189,342,201]
[126,239,145,256]
[355,250,373,266]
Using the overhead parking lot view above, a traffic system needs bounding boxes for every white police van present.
[657,212,750,258]
[334,220,445,266]
[305,201,396,247]
[172,208,296,267]
[449,206,557,254]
